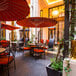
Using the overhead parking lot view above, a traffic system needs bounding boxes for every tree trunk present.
[71,0,76,38]
[63,0,69,58]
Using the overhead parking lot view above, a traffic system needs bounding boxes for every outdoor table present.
[0,48,6,54]
[28,43,47,56]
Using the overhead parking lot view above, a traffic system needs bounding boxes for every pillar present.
[30,0,40,42]
[63,58,76,76]
[11,21,14,41]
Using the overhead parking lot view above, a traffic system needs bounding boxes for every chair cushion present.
[0,53,9,56]
[40,39,44,44]
[31,46,36,48]
[42,47,48,49]
[2,44,8,48]
[57,42,60,44]
[0,56,13,65]
[34,49,44,53]
[23,47,31,50]
[46,40,49,45]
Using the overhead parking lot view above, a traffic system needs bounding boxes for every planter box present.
[46,64,62,76]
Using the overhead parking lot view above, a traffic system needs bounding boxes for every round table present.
[0,48,6,54]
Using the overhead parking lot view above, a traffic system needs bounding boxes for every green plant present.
[14,39,17,41]
[28,41,32,44]
[1,37,6,40]
[50,58,63,72]
[64,60,72,76]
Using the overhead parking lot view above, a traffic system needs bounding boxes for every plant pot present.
[46,64,62,76]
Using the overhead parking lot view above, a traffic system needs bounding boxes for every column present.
[11,21,14,41]
[30,0,40,42]
[63,58,76,76]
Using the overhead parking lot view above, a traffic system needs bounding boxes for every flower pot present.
[46,64,62,76]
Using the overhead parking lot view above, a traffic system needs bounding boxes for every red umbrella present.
[0,0,30,21]
[17,17,57,44]
[17,17,57,27]
[0,0,30,40]
[1,23,20,30]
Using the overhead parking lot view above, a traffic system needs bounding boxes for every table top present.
[0,48,6,54]
[28,43,48,49]
[28,43,35,46]
[28,43,43,46]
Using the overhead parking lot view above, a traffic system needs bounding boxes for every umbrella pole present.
[35,27,37,44]
[0,21,1,41]
[23,27,25,46]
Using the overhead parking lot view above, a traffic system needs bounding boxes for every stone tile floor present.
[0,51,56,76]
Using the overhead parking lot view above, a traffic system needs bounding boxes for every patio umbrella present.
[1,23,20,30]
[0,0,30,21]
[0,0,30,40]
[17,17,57,44]
[17,17,57,28]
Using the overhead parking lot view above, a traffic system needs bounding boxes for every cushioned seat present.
[31,46,36,48]
[42,47,48,49]
[57,42,60,44]
[0,53,9,56]
[2,44,9,48]
[0,56,13,64]
[40,39,44,44]
[46,40,49,45]
[23,47,31,50]
[34,49,44,53]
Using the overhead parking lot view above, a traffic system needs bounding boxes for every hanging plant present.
[64,60,72,76]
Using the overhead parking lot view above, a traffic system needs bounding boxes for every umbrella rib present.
[9,7,28,18]
[9,4,29,14]
[3,11,13,20]
[9,1,29,8]
[0,3,8,10]
[3,8,24,21]
[9,9,25,19]
[0,0,29,21]
[0,12,9,21]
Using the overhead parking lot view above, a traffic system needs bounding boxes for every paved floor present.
[0,51,56,76]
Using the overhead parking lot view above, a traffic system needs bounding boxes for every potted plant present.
[46,58,63,76]
[46,40,63,76]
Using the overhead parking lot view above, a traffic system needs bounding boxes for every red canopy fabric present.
[16,17,57,28]
[1,23,20,30]
[0,0,30,21]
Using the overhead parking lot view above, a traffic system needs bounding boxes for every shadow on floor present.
[0,51,56,76]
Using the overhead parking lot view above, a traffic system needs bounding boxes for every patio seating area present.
[0,0,76,76]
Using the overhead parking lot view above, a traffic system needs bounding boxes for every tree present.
[63,0,70,58]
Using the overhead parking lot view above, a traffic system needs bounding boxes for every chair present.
[0,40,10,56]
[23,47,31,51]
[22,40,32,53]
[46,40,49,45]
[33,48,45,57]
[48,38,54,51]
[40,39,44,44]
[0,48,16,76]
